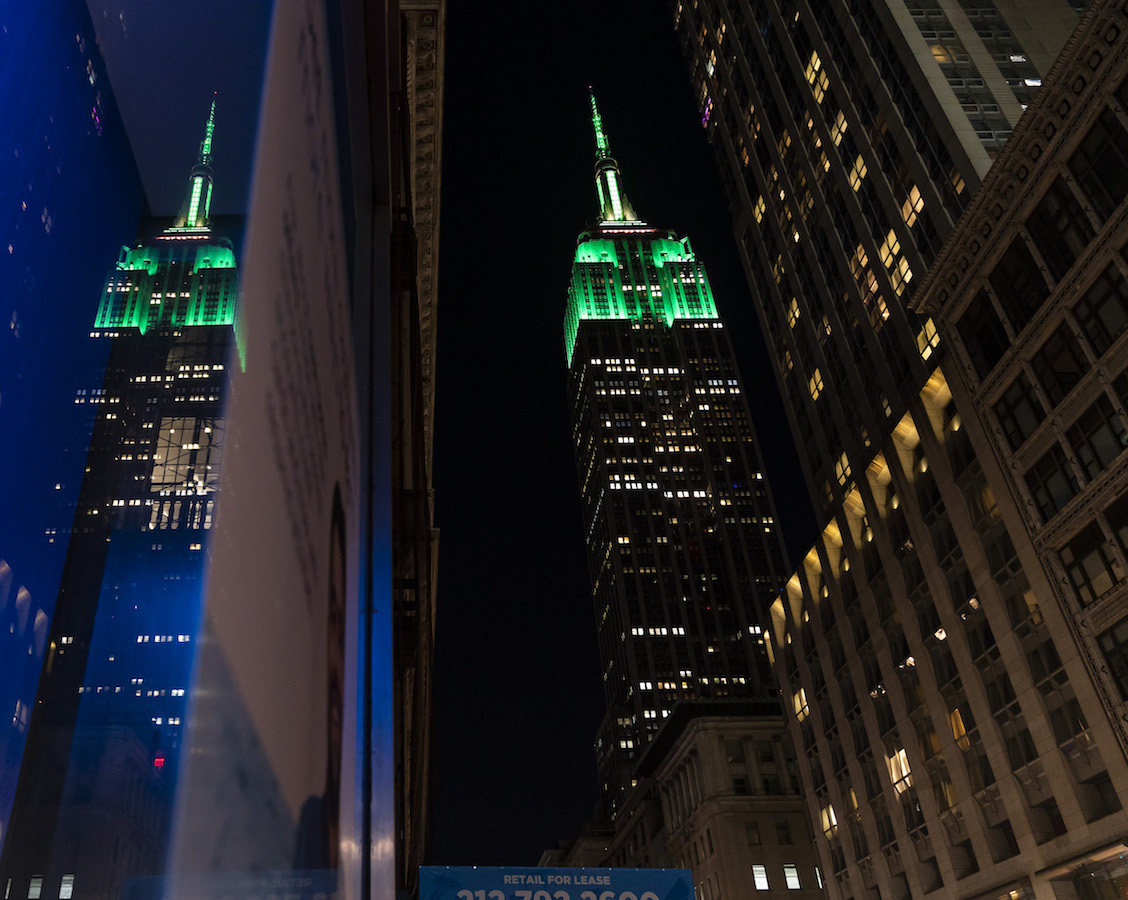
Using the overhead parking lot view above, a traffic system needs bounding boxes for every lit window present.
[848,154,867,190]
[784,865,801,890]
[820,804,838,838]
[950,707,970,750]
[901,184,925,226]
[751,865,769,890]
[808,368,824,401]
[830,110,848,145]
[787,297,800,327]
[28,879,41,900]
[886,747,913,793]
[804,50,830,103]
[879,229,913,295]
[916,317,940,360]
[835,452,851,486]
[793,688,809,721]
[59,876,74,900]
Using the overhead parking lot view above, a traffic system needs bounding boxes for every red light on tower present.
[153,753,165,768]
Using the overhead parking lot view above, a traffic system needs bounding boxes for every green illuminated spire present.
[589,89,638,224]
[179,94,217,228]
[199,95,216,167]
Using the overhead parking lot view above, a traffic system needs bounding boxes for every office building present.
[907,5,1128,894]
[673,0,1128,897]
[559,94,822,894]
[567,91,790,807]
[674,0,1083,523]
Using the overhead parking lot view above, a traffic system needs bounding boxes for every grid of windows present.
[1068,107,1128,221]
[1073,263,1128,355]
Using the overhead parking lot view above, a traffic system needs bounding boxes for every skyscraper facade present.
[0,102,238,900]
[566,93,790,814]
[670,0,1128,898]
[674,0,1082,522]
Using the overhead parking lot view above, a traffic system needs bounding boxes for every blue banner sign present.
[420,867,694,900]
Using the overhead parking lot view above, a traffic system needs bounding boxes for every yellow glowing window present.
[879,229,900,266]
[830,110,848,145]
[788,297,801,327]
[851,243,869,279]
[754,195,765,223]
[916,317,940,361]
[950,708,970,750]
[848,154,868,191]
[793,688,809,721]
[820,804,838,838]
[880,229,914,295]
[809,368,824,400]
[805,50,830,103]
[902,185,924,226]
[886,748,912,793]
[835,452,851,486]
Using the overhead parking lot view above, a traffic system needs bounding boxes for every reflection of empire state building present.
[0,100,238,900]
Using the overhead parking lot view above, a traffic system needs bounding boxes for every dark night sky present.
[430,2,816,865]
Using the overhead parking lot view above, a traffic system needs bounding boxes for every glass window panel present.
[994,373,1046,450]
[1068,107,1128,221]
[1024,443,1080,521]
[988,238,1050,332]
[1032,324,1089,406]
[1060,523,1124,605]
[1073,263,1128,355]
[1026,176,1096,281]
[1066,394,1128,479]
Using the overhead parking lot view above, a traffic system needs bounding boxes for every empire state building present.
[0,99,238,900]
[566,94,790,812]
